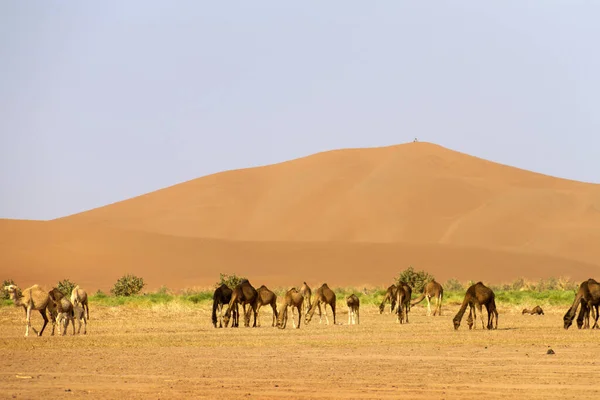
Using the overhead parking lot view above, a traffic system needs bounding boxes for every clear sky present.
[1,1,599,220]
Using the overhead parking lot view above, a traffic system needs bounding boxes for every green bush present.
[444,278,464,292]
[396,266,434,293]
[57,278,77,297]
[216,273,246,289]
[111,274,146,297]
[1,279,21,300]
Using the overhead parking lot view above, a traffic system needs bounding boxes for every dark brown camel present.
[276,288,304,329]
[252,285,278,327]
[211,284,234,328]
[522,306,544,315]
[453,282,498,330]
[305,283,337,325]
[411,279,444,316]
[346,294,360,325]
[223,280,258,328]
[378,284,398,314]
[395,281,412,324]
[564,279,600,330]
[300,282,312,316]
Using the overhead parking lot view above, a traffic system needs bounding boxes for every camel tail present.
[411,293,426,306]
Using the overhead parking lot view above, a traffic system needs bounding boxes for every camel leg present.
[272,303,278,327]
[477,304,485,329]
[426,296,432,316]
[37,309,49,337]
[317,303,323,324]
[437,295,442,316]
[256,304,262,327]
[332,302,336,325]
[324,304,330,325]
[467,305,474,330]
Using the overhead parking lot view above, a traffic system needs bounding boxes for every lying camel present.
[522,306,544,315]
[396,281,412,324]
[564,279,600,330]
[4,284,52,337]
[378,284,398,314]
[453,282,498,330]
[252,285,278,327]
[300,282,312,316]
[346,294,360,325]
[223,280,258,328]
[276,288,304,329]
[411,279,443,316]
[70,285,89,321]
[305,283,336,325]
[211,284,234,328]
[48,288,75,336]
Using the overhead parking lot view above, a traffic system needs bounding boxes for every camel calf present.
[346,294,360,325]
[522,306,544,315]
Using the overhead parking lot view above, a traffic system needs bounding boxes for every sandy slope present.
[2,142,600,291]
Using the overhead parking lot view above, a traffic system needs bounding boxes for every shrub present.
[1,279,21,300]
[111,274,146,297]
[216,273,246,289]
[444,278,464,292]
[396,266,434,293]
[57,278,77,297]
[94,289,107,299]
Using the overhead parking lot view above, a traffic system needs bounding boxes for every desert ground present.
[1,301,598,400]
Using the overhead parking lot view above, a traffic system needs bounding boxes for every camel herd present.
[3,277,599,337]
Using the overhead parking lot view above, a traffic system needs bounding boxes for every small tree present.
[1,279,21,300]
[396,266,434,293]
[57,278,77,297]
[111,274,145,297]
[216,272,246,289]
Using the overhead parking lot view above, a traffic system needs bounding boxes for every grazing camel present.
[453,282,498,330]
[411,279,444,316]
[48,288,75,336]
[395,281,412,324]
[346,294,360,325]
[252,285,278,327]
[305,283,337,325]
[223,280,258,328]
[211,284,234,328]
[522,306,544,315]
[276,288,304,329]
[70,285,89,320]
[300,282,312,316]
[378,284,398,314]
[4,284,52,337]
[564,279,600,330]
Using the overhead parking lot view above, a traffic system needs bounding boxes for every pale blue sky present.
[1,1,599,220]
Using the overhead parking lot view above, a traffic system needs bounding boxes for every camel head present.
[304,310,313,325]
[4,284,20,298]
[378,302,385,314]
[222,312,231,327]
[563,313,573,330]
[452,316,461,330]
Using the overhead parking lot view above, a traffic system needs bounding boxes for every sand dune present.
[2,142,600,291]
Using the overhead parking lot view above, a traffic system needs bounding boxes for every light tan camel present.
[276,288,304,329]
[522,306,544,315]
[564,279,600,330]
[346,294,360,325]
[223,280,258,328]
[411,279,444,316]
[70,285,89,320]
[453,282,498,330]
[4,284,53,337]
[252,285,278,327]
[305,283,336,325]
[378,284,398,314]
[48,288,75,336]
[300,282,312,316]
[395,282,412,324]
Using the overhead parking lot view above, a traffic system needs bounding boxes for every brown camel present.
[305,283,336,325]
[70,285,89,320]
[252,285,278,327]
[300,282,312,316]
[395,281,412,324]
[211,284,234,328]
[378,284,398,314]
[346,294,360,325]
[276,288,304,329]
[564,279,600,330]
[411,279,444,316]
[223,280,258,328]
[453,282,498,330]
[522,306,544,315]
[48,288,75,336]
[4,284,53,337]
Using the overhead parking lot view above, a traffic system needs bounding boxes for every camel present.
[378,284,398,314]
[48,288,75,336]
[522,306,544,315]
[453,282,498,330]
[564,279,600,330]
[70,285,89,320]
[211,284,234,328]
[276,288,304,329]
[395,281,412,324]
[300,282,312,316]
[223,280,258,328]
[305,283,337,325]
[411,279,444,316]
[73,304,87,334]
[4,284,53,337]
[346,294,360,325]
[252,285,278,327]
